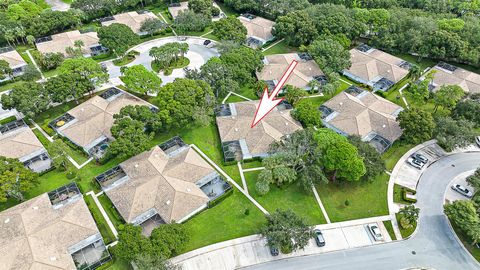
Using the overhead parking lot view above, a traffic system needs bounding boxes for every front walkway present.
[171,215,394,270]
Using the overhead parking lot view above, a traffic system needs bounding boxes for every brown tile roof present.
[0,125,44,160]
[216,101,302,156]
[238,15,275,41]
[346,48,409,84]
[0,49,27,69]
[36,30,100,56]
[106,145,215,223]
[0,194,99,270]
[168,2,189,18]
[58,92,150,149]
[322,90,403,142]
[256,53,324,89]
[101,11,158,34]
[430,65,480,94]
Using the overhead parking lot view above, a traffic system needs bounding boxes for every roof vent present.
[309,67,312,71]
[154,154,159,158]
[134,164,139,168]
[4,218,10,224]
[166,200,171,205]
[382,124,386,128]
[33,206,38,210]
[339,102,343,106]
[285,122,289,126]
[50,257,56,261]
[231,116,235,119]
[81,108,85,112]
[186,188,191,192]
[234,128,239,132]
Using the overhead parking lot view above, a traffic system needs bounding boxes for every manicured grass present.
[451,221,480,262]
[390,52,436,71]
[215,1,240,16]
[61,0,73,4]
[382,142,414,171]
[15,46,33,64]
[262,40,296,55]
[98,194,125,229]
[43,68,61,78]
[178,27,213,37]
[159,11,173,24]
[33,99,82,135]
[244,171,327,225]
[0,80,24,92]
[317,173,389,222]
[151,57,190,75]
[84,195,117,244]
[113,54,136,66]
[393,184,413,205]
[297,80,351,109]
[383,220,397,241]
[203,33,220,41]
[396,213,416,238]
[225,94,247,103]
[241,160,263,169]
[237,84,259,100]
[62,140,90,164]
[181,190,265,253]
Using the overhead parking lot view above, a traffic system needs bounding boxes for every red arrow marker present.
[251,60,298,128]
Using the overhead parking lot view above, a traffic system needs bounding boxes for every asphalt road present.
[244,152,480,270]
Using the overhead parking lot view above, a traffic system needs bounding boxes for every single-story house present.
[167,2,189,19]
[0,182,111,270]
[0,46,28,81]
[238,14,275,48]
[0,119,51,172]
[343,44,411,92]
[256,53,325,91]
[100,11,158,35]
[215,100,302,162]
[320,86,404,153]
[49,87,153,157]
[95,137,231,236]
[427,62,480,94]
[35,30,107,57]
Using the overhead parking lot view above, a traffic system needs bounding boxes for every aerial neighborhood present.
[0,0,479,270]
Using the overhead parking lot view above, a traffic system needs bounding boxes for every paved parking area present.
[172,217,393,270]
[395,143,446,190]
[445,170,476,203]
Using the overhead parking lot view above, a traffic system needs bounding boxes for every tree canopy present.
[173,10,211,33]
[98,23,140,56]
[445,200,480,245]
[120,65,162,95]
[348,135,385,181]
[433,117,476,152]
[291,100,322,128]
[397,108,435,144]
[212,16,247,43]
[307,37,351,73]
[1,81,49,118]
[0,156,38,202]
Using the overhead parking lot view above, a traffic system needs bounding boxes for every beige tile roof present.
[0,194,99,270]
[59,92,150,149]
[0,49,27,69]
[0,125,44,160]
[322,90,403,142]
[431,65,480,94]
[168,2,189,19]
[101,11,158,34]
[346,48,409,84]
[36,30,100,56]
[216,101,302,156]
[256,53,324,89]
[106,146,215,223]
[238,15,275,41]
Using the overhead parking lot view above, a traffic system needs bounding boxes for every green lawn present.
[203,33,220,41]
[383,220,397,241]
[382,142,414,171]
[297,80,352,108]
[241,160,263,169]
[317,173,389,222]
[178,27,213,37]
[393,184,413,205]
[33,99,85,135]
[98,194,125,229]
[451,221,480,262]
[0,80,24,92]
[244,171,327,225]
[262,40,296,55]
[215,1,240,16]
[181,190,265,252]
[84,195,117,244]
[225,94,248,103]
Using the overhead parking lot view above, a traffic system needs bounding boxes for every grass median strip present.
[84,195,116,244]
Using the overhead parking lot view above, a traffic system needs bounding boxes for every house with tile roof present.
[95,137,231,235]
[35,30,107,57]
[0,182,111,270]
[238,14,275,48]
[215,100,302,162]
[0,119,51,172]
[168,1,189,19]
[426,62,480,94]
[256,53,326,91]
[320,86,404,152]
[0,46,28,81]
[343,44,411,92]
[49,87,153,157]
[100,11,158,35]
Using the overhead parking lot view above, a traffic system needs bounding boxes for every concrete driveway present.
[104,36,219,86]
[445,170,476,202]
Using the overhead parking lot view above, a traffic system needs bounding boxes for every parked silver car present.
[407,157,424,170]
[451,184,474,198]
[367,223,383,241]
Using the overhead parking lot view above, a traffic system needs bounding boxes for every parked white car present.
[451,184,474,198]
[475,136,480,147]
[367,223,383,241]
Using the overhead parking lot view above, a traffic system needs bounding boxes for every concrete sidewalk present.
[171,216,394,270]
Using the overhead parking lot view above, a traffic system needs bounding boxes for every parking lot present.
[172,217,393,270]
[394,143,446,190]
[444,170,476,203]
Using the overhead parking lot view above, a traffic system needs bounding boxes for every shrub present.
[344,199,350,206]
[244,208,250,216]
[66,170,77,179]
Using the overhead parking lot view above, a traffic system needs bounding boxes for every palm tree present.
[399,205,420,227]
[408,64,422,81]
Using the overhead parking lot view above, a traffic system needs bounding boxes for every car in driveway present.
[367,223,383,241]
[267,238,279,256]
[313,229,325,247]
[451,184,474,198]
[411,153,428,164]
[407,157,424,170]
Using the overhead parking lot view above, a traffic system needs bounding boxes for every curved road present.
[245,152,480,270]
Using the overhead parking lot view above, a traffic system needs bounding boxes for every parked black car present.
[314,229,325,247]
